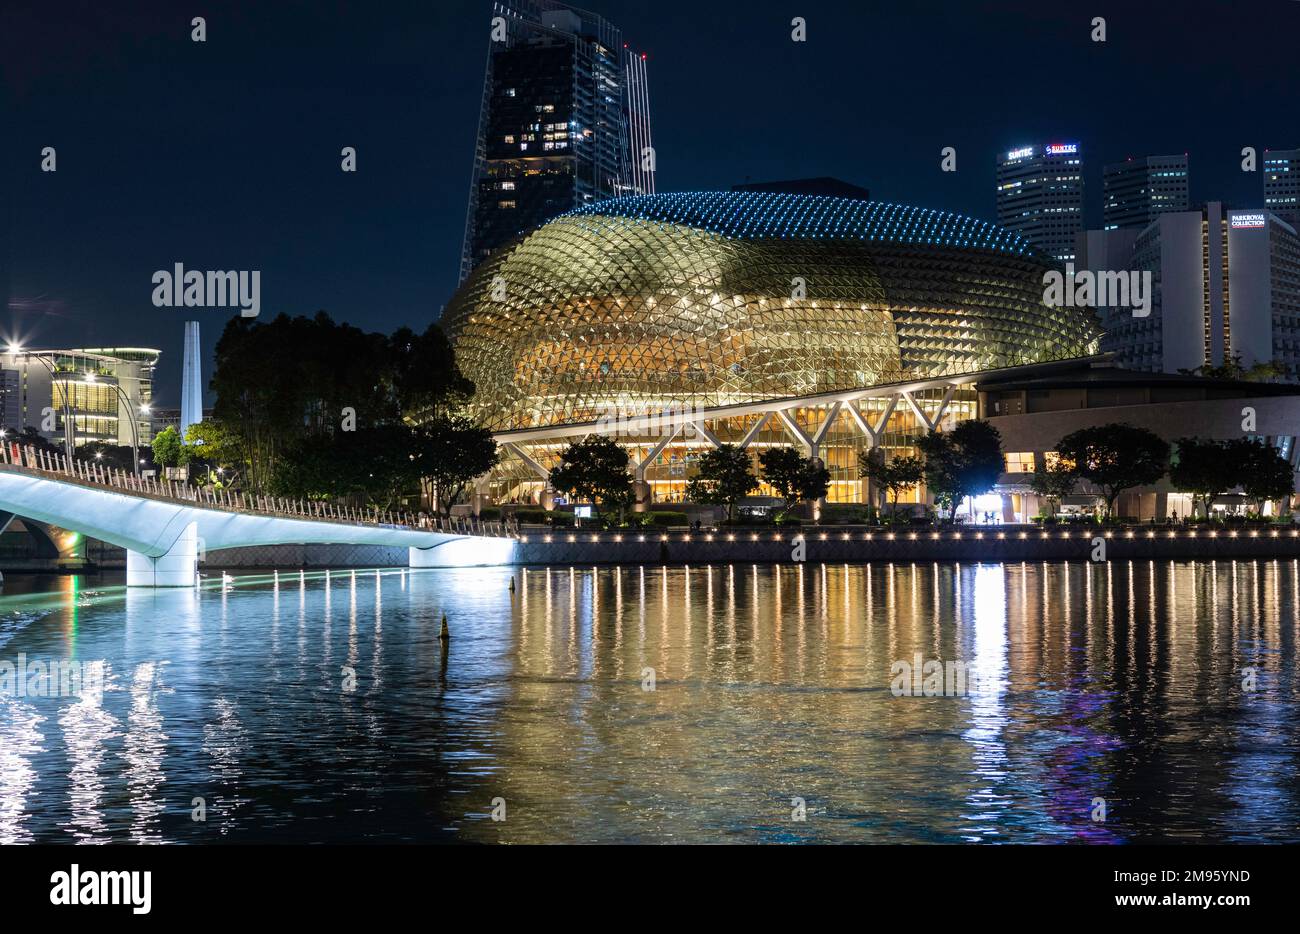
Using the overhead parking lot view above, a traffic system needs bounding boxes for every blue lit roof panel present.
[564,192,1039,256]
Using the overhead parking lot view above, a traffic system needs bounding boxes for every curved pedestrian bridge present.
[0,445,517,586]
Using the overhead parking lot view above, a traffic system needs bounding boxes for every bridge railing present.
[0,443,516,539]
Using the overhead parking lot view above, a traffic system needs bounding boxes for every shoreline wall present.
[511,527,1300,565]
[7,527,1300,573]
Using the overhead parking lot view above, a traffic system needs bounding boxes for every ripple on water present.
[0,562,1296,843]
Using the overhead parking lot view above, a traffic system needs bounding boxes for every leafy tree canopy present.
[550,435,633,520]
[685,444,758,521]
[759,446,831,517]
[1055,423,1168,518]
[916,420,1004,521]
[859,449,925,517]
[151,425,191,468]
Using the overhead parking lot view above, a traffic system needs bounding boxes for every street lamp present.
[100,379,148,475]
[6,345,74,459]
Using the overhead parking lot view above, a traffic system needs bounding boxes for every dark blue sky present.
[2,0,1297,405]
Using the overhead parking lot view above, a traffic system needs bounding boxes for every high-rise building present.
[459,1,653,280]
[1102,154,1189,230]
[0,369,21,431]
[625,47,654,199]
[995,142,1085,261]
[1078,204,1300,379]
[1264,148,1300,226]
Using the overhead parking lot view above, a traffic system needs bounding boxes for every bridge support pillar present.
[409,546,441,568]
[409,538,518,569]
[127,521,199,587]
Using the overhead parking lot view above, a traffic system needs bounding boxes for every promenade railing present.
[0,443,515,539]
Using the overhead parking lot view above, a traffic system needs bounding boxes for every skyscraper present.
[459,1,653,280]
[1102,154,1189,230]
[995,142,1084,261]
[1264,148,1300,226]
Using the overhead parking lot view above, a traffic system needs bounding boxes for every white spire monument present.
[180,321,202,438]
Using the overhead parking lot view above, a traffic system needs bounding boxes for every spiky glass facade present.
[445,192,1099,431]
[442,191,1100,504]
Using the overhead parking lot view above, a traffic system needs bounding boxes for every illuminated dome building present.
[442,191,1102,506]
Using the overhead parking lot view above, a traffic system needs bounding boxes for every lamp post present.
[87,371,148,475]
[6,346,75,459]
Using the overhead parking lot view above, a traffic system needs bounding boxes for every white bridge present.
[0,445,518,586]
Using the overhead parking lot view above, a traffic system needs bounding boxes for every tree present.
[685,444,758,521]
[915,420,1004,521]
[151,425,191,469]
[1169,437,1239,518]
[386,324,475,420]
[184,419,245,482]
[210,313,477,493]
[858,449,925,519]
[549,435,633,523]
[758,446,831,519]
[1179,353,1289,383]
[1245,360,1289,382]
[1029,458,1078,519]
[1236,438,1294,514]
[412,417,499,517]
[1055,423,1168,519]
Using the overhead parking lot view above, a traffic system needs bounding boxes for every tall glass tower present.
[459,1,653,281]
[1102,154,1189,231]
[995,142,1084,262]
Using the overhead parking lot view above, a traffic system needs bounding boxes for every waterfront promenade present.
[510,523,1300,565]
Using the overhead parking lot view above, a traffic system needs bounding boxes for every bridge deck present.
[0,443,520,575]
[0,443,512,539]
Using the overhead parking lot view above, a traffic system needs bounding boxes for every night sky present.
[2,0,1297,406]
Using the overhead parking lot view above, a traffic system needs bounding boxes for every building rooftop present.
[731,177,872,201]
[976,360,1300,396]
[565,191,1041,256]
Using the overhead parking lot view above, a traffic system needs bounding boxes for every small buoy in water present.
[509,576,516,592]
[439,613,449,641]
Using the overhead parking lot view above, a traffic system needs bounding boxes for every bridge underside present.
[0,468,518,587]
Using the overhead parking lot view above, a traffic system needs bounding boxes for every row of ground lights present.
[520,529,1300,543]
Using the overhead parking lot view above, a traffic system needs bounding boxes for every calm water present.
[0,560,1297,844]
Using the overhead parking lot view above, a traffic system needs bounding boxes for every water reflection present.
[0,561,1295,843]
[60,660,117,844]
[124,661,169,843]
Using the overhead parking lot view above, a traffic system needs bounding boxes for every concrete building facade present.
[0,346,158,450]
[1079,204,1300,379]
